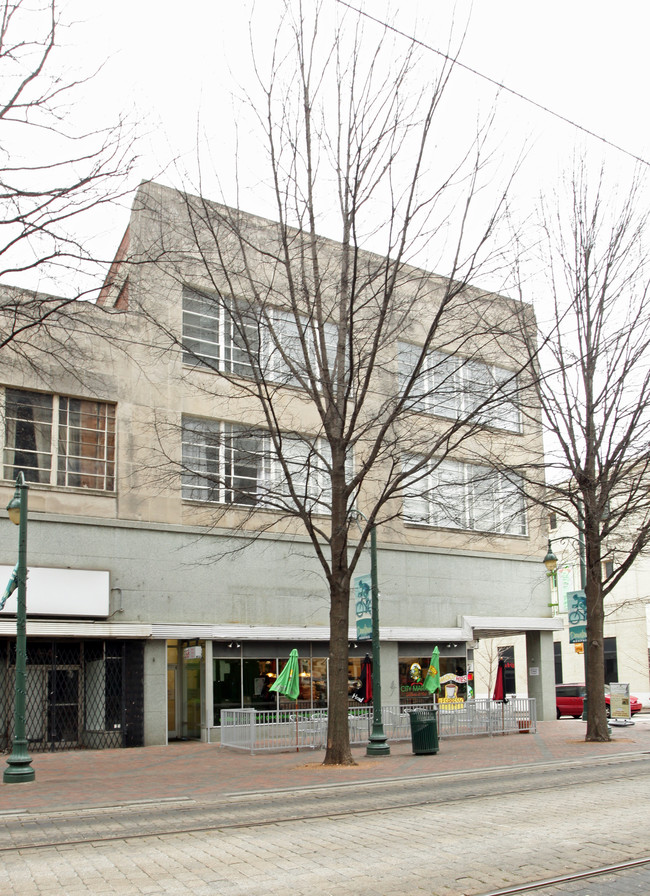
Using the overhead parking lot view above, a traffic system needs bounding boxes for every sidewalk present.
[2,718,650,815]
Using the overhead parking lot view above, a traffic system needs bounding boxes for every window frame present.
[182,286,339,390]
[181,417,337,514]
[397,341,521,434]
[3,387,116,492]
[403,455,527,536]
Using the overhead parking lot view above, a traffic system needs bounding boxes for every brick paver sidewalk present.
[2,718,649,814]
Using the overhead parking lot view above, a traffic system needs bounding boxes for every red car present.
[556,684,643,719]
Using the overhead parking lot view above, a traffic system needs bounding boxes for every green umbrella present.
[270,649,300,750]
[423,646,440,696]
[270,649,300,700]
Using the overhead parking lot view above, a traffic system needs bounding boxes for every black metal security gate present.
[0,639,145,752]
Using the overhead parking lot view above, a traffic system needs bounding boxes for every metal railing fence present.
[220,698,536,754]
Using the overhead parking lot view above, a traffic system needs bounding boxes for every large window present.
[403,456,527,536]
[398,342,520,433]
[182,286,338,388]
[398,653,469,706]
[213,653,328,724]
[3,389,116,491]
[182,417,334,513]
[182,287,257,378]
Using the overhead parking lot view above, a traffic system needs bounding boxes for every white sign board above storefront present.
[0,566,109,618]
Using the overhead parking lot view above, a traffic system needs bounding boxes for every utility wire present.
[335,0,650,169]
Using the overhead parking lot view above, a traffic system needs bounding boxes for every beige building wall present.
[0,180,563,744]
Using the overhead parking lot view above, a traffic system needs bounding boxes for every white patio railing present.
[220,698,536,754]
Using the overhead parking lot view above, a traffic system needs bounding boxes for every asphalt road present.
[2,749,650,895]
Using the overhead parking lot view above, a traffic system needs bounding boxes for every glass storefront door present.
[167,664,178,740]
[168,639,203,740]
[184,656,201,739]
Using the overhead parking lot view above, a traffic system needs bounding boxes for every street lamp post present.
[4,472,35,784]
[350,509,389,756]
[544,531,588,721]
[366,524,389,756]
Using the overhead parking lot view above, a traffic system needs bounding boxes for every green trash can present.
[408,708,439,754]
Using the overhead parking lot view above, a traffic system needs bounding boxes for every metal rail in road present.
[474,857,650,895]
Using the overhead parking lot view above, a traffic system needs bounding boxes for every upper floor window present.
[403,455,527,536]
[182,417,334,513]
[182,286,338,388]
[3,388,116,491]
[182,287,256,378]
[397,342,520,433]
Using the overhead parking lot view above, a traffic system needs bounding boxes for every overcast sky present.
[48,0,650,296]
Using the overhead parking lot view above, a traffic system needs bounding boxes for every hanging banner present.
[567,590,587,643]
[353,574,372,641]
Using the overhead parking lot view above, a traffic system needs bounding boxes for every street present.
[2,744,650,895]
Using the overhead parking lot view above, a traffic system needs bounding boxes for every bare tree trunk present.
[327,573,354,765]
[585,506,608,741]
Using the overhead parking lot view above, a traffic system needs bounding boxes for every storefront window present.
[244,658,277,710]
[398,653,469,706]
[213,658,242,725]
[311,657,328,707]
[348,657,363,699]
[213,651,329,720]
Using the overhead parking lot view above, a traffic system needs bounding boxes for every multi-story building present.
[0,181,560,751]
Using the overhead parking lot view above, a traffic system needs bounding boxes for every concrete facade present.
[0,181,561,749]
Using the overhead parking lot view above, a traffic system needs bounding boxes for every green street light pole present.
[577,505,588,722]
[544,529,588,722]
[4,472,35,784]
[366,524,389,756]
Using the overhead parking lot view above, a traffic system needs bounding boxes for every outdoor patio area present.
[219,698,537,753]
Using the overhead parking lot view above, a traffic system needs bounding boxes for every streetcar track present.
[2,754,650,854]
[472,856,650,895]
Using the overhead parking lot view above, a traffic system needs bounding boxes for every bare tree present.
[125,3,537,765]
[0,0,134,361]
[511,162,650,742]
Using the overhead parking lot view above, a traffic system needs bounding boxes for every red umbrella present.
[493,658,506,702]
[353,654,373,704]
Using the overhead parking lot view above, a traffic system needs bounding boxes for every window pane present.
[4,389,53,483]
[213,658,242,725]
[267,434,332,514]
[403,455,526,536]
[431,460,466,529]
[469,466,498,532]
[228,304,259,379]
[403,457,431,523]
[182,287,221,367]
[499,473,527,536]
[431,352,462,417]
[270,310,302,386]
[463,360,492,418]
[182,417,223,502]
[492,366,520,432]
[228,427,264,505]
[182,419,265,507]
[397,342,426,412]
[57,398,115,490]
